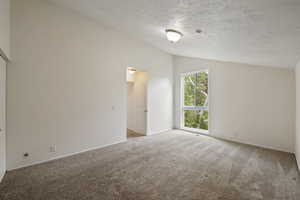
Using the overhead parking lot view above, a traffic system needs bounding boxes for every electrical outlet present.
[50,145,56,153]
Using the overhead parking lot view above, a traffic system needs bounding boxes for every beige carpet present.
[0,130,299,200]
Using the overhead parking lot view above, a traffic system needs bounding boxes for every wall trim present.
[212,134,293,153]
[176,129,293,153]
[8,139,127,171]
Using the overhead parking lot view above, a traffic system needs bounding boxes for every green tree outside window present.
[183,72,208,130]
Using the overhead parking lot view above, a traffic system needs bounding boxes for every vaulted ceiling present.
[50,0,300,68]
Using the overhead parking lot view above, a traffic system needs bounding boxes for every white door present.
[0,57,6,180]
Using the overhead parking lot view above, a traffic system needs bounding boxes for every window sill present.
[181,127,209,135]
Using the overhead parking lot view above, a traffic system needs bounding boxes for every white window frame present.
[180,70,210,135]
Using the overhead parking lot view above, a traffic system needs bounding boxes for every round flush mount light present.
[165,29,183,43]
[128,68,137,74]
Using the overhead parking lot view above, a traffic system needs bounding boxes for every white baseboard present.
[148,128,172,135]
[8,140,127,171]
[0,171,5,183]
[175,129,293,153]
[211,134,293,153]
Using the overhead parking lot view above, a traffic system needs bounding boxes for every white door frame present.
[0,56,6,182]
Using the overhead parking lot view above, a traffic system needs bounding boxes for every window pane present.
[195,72,208,107]
[183,72,208,107]
[184,110,208,130]
[183,74,196,106]
[182,71,209,132]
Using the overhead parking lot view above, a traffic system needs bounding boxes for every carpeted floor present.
[0,130,299,200]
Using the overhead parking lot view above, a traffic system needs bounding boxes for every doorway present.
[180,70,209,134]
[126,67,148,138]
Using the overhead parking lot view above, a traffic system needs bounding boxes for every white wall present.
[7,0,173,170]
[295,61,300,169]
[174,56,295,153]
[0,58,6,182]
[127,71,148,135]
[0,0,10,59]
[0,0,9,182]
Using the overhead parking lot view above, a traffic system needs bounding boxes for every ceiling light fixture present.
[165,29,183,43]
[128,68,137,74]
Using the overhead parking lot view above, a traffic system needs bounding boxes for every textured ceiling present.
[50,0,300,68]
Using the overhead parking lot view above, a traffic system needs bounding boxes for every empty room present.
[0,0,300,199]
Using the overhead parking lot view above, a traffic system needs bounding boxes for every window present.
[181,70,209,133]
